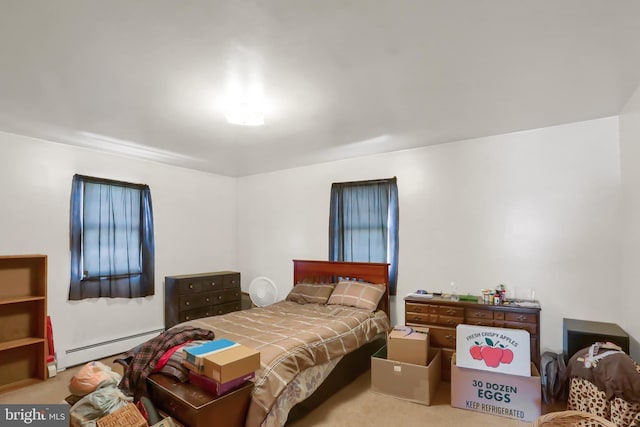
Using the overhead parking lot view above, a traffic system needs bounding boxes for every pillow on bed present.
[285,282,336,304]
[327,280,386,311]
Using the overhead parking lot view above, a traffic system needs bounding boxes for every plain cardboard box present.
[201,344,261,383]
[371,345,441,406]
[450,353,541,423]
[387,325,430,366]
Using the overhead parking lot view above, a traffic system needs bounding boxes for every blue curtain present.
[69,174,155,300]
[329,178,399,295]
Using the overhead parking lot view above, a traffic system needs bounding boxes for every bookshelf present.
[0,254,47,392]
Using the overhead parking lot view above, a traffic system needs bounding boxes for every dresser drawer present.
[505,312,537,324]
[177,278,206,293]
[438,306,464,317]
[466,308,494,320]
[223,274,241,289]
[179,292,213,310]
[212,289,241,304]
[180,307,212,322]
[428,326,457,348]
[178,277,225,293]
[406,312,431,324]
[434,315,464,327]
[212,301,241,316]
[406,302,431,314]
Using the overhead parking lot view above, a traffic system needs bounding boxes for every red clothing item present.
[153,341,190,372]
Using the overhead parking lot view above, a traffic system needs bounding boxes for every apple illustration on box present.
[456,324,531,376]
[470,337,514,367]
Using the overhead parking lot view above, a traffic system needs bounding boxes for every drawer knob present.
[211,281,216,287]
[517,315,526,321]
[185,316,190,320]
[185,301,190,306]
[205,298,210,302]
[205,312,210,316]
[231,280,236,284]
[218,295,223,300]
[446,309,456,315]
[446,334,455,342]
[188,283,193,289]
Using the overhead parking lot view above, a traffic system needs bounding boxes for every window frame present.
[329,177,399,295]
[69,174,155,300]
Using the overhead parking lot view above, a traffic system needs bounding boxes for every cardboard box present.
[387,325,429,366]
[199,344,260,383]
[188,370,255,396]
[455,324,531,376]
[371,345,441,406]
[183,339,238,372]
[450,353,541,422]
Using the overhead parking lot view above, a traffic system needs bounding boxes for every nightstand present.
[147,374,252,427]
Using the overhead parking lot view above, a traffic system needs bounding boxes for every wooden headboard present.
[292,259,390,319]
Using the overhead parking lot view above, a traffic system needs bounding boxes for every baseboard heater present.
[64,328,164,369]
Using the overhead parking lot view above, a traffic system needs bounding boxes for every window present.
[69,174,155,300]
[329,177,399,295]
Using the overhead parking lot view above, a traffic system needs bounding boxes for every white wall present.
[238,117,622,354]
[0,132,237,369]
[620,83,640,360]
[0,114,625,368]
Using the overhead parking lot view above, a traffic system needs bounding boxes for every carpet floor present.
[0,355,565,426]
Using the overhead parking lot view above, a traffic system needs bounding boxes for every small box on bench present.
[182,339,260,383]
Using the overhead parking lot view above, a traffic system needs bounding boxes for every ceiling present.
[1,1,640,177]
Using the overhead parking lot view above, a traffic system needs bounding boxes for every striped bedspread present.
[183,300,390,427]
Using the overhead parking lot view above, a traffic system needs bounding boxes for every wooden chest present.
[147,374,252,427]
[164,271,241,329]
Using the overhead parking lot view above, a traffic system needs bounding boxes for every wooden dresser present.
[404,296,541,380]
[165,271,241,329]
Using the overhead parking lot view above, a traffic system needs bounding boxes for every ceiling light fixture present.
[224,98,265,126]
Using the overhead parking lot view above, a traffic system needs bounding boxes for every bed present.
[161,260,391,427]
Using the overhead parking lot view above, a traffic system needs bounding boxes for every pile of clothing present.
[566,342,640,426]
[67,361,132,427]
